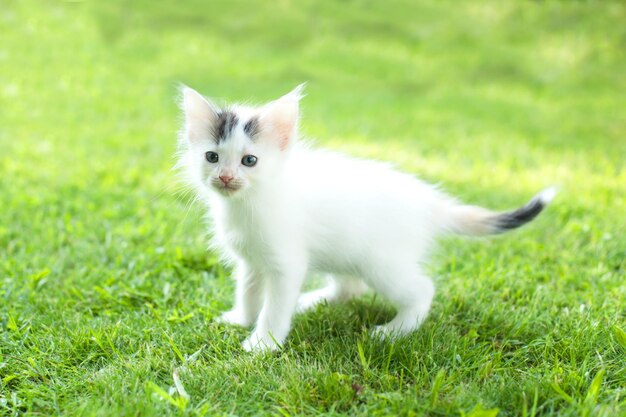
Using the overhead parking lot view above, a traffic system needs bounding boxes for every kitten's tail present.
[445,187,557,236]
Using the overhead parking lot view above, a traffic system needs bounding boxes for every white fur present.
[178,86,550,352]
[537,186,558,204]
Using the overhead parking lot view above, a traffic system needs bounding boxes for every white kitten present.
[178,85,555,352]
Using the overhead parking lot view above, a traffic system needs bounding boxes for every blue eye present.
[241,155,258,167]
[205,151,219,163]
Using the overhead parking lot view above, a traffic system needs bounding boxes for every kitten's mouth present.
[211,180,242,194]
[221,185,239,192]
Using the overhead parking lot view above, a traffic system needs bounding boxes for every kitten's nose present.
[219,175,233,185]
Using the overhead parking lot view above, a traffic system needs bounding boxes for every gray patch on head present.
[243,117,260,139]
[213,110,239,143]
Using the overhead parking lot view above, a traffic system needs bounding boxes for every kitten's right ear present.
[258,84,305,150]
[180,86,218,143]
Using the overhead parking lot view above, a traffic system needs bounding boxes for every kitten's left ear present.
[259,84,305,150]
[180,86,219,143]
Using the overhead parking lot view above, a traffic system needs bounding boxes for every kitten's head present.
[179,85,303,198]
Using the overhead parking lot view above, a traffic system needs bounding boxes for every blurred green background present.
[1,1,624,416]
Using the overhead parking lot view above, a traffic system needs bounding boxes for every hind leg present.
[297,275,366,313]
[364,263,434,337]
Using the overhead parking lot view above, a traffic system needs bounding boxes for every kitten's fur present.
[178,85,555,352]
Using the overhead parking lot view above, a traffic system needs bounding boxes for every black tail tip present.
[493,187,557,231]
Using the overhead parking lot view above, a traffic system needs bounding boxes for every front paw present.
[242,332,281,353]
[296,291,325,313]
[215,309,253,327]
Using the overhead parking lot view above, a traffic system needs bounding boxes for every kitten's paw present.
[370,325,402,340]
[215,309,253,327]
[296,291,327,313]
[242,332,281,353]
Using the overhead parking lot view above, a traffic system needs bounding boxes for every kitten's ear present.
[180,86,218,143]
[259,84,305,150]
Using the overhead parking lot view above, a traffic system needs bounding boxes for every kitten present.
[178,85,555,352]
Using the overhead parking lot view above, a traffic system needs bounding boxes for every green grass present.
[1,0,625,415]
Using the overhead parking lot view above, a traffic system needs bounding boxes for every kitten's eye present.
[241,155,258,167]
[205,151,219,163]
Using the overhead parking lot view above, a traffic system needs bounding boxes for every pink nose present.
[219,175,233,185]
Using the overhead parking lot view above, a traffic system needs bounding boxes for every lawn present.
[1,0,625,415]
